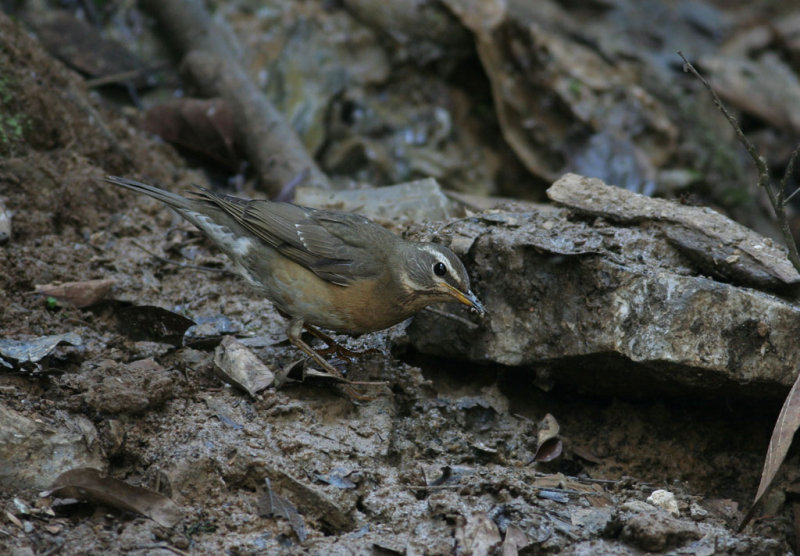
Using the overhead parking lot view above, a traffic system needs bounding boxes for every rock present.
[547,173,800,289]
[294,178,458,229]
[0,199,11,244]
[0,333,82,369]
[82,359,176,414]
[647,489,679,516]
[689,502,709,521]
[213,335,274,397]
[408,174,800,395]
[620,507,701,552]
[0,402,105,489]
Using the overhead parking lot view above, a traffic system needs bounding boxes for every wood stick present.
[140,0,331,196]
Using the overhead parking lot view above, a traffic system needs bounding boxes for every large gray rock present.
[294,177,458,229]
[408,174,800,395]
[0,402,106,489]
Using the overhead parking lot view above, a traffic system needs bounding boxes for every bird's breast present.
[241,246,413,333]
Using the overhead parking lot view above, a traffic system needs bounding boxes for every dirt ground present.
[2,4,800,556]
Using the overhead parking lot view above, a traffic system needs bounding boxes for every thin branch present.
[422,306,480,329]
[131,240,235,275]
[678,51,800,274]
[140,0,331,195]
[780,145,800,204]
[84,62,167,88]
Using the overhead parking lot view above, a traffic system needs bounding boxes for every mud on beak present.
[443,284,486,316]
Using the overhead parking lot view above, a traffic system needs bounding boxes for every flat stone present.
[0,402,105,489]
[407,174,800,395]
[294,178,457,229]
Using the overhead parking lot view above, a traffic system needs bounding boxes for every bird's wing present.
[189,187,387,286]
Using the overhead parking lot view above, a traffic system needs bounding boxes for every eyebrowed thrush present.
[105,176,485,382]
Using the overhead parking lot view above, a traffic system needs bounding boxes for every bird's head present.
[397,242,485,315]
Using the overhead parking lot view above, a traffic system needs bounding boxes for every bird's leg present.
[287,318,346,377]
[303,324,381,359]
[286,319,385,400]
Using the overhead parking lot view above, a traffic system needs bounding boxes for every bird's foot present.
[304,325,381,360]
[288,322,386,401]
[304,361,387,402]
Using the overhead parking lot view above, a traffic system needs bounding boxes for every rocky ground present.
[2,1,800,554]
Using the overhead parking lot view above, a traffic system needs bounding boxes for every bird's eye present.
[433,262,447,276]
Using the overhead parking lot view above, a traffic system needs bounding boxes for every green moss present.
[0,74,29,154]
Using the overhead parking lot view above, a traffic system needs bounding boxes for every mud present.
[0,8,797,556]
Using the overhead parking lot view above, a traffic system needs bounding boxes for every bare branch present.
[677,51,800,274]
[779,145,800,205]
[140,0,331,196]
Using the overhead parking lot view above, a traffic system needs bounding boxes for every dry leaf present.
[537,413,560,445]
[312,468,357,490]
[533,413,563,463]
[143,99,241,170]
[455,512,502,556]
[5,510,23,529]
[0,333,82,366]
[502,524,530,556]
[44,468,183,528]
[740,370,800,530]
[36,279,115,308]
[214,336,274,397]
[258,478,307,542]
[115,305,196,346]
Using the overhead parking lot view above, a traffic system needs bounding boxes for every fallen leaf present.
[537,413,560,445]
[532,413,563,463]
[533,438,563,463]
[258,478,307,542]
[5,510,23,529]
[142,98,241,170]
[115,305,195,346]
[312,469,357,490]
[0,333,82,367]
[455,512,502,556]
[502,524,530,556]
[213,336,275,397]
[43,468,183,528]
[740,369,800,530]
[35,279,115,308]
[571,445,604,465]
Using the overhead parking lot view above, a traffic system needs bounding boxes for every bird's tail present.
[105,176,195,211]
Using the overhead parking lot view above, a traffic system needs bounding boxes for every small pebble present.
[689,502,708,521]
[0,200,11,244]
[646,489,679,516]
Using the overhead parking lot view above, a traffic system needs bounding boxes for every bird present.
[105,176,485,388]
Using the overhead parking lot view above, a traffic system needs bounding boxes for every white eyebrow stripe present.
[418,244,456,276]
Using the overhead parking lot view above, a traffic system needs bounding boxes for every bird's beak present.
[443,284,486,316]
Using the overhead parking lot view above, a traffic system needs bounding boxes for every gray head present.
[398,242,485,315]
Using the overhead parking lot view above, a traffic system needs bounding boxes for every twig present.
[406,484,463,490]
[140,0,331,196]
[274,167,310,203]
[422,306,480,329]
[529,485,605,496]
[780,146,800,204]
[84,62,167,88]
[131,240,235,275]
[131,544,189,556]
[677,51,800,273]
